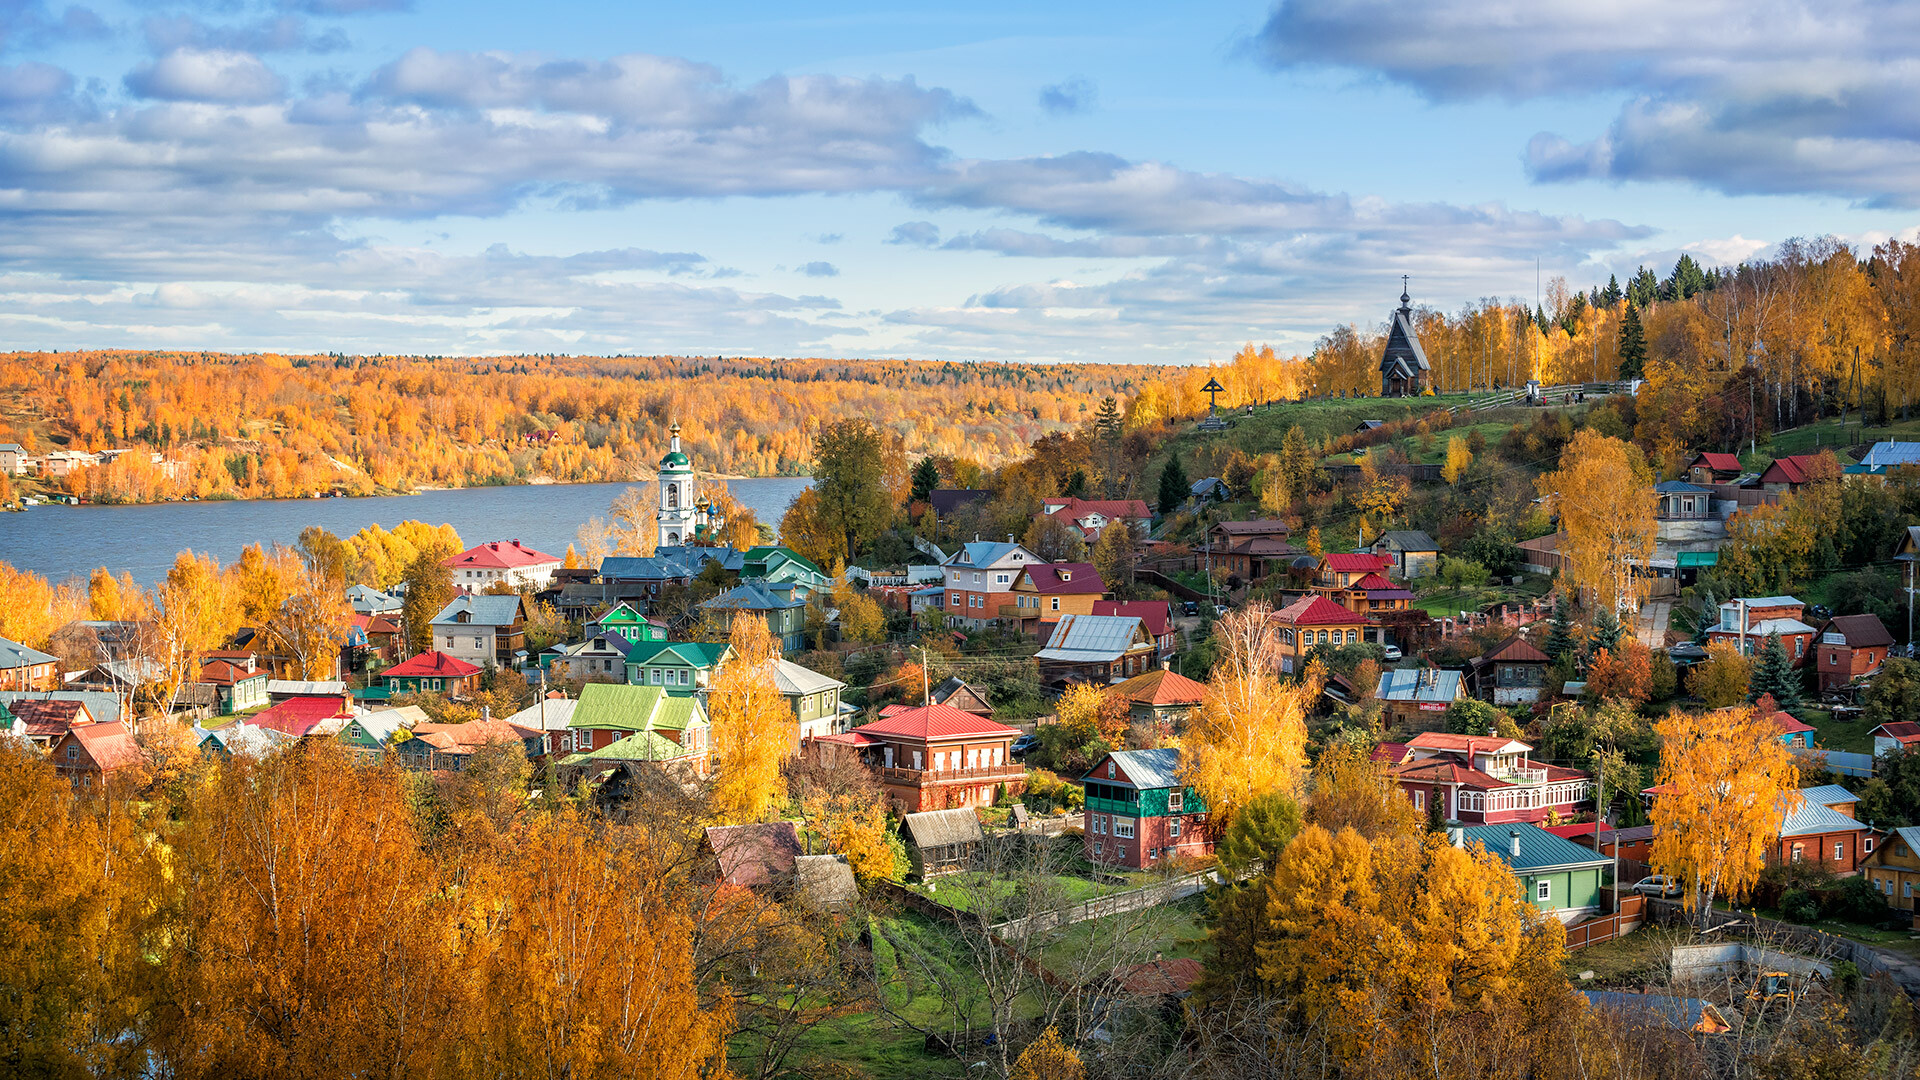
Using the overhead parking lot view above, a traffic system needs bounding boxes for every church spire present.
[1399,274,1412,313]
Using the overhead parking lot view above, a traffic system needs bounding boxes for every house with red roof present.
[1385,732,1591,825]
[244,694,355,738]
[1873,722,1920,758]
[442,539,563,591]
[1754,694,1816,749]
[1037,497,1153,544]
[196,654,270,713]
[1322,571,1417,616]
[1006,562,1108,632]
[5,698,98,749]
[1094,599,1175,658]
[816,703,1026,812]
[1107,668,1207,731]
[1686,452,1745,486]
[1270,595,1371,675]
[382,650,483,696]
[50,720,144,788]
[1758,454,1834,493]
[1814,614,1894,692]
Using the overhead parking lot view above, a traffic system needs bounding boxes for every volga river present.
[0,478,812,586]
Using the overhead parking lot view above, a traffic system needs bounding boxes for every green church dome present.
[660,451,690,469]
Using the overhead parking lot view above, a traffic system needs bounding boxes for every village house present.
[1037,497,1153,543]
[1386,733,1590,825]
[1313,551,1396,593]
[1321,571,1416,617]
[927,676,992,717]
[585,601,669,645]
[0,442,27,474]
[1006,562,1107,630]
[1467,635,1551,705]
[1545,821,1657,865]
[1758,453,1832,494]
[1270,596,1371,676]
[503,694,577,757]
[1686,451,1746,486]
[740,545,831,598]
[1094,600,1176,660]
[4,698,99,749]
[575,546,742,620]
[381,650,482,696]
[1188,477,1230,508]
[1200,519,1297,584]
[704,822,805,890]
[429,593,529,668]
[0,637,60,691]
[1760,694,1816,747]
[1872,722,1920,757]
[901,807,984,879]
[543,632,636,682]
[1368,530,1440,580]
[812,703,1024,813]
[566,682,711,763]
[1457,823,1611,923]
[1863,826,1920,912]
[1034,613,1158,688]
[0,690,122,727]
[336,705,423,758]
[1703,596,1816,661]
[1813,614,1894,692]
[1376,668,1466,727]
[1081,748,1212,869]
[1654,480,1715,521]
[346,584,404,615]
[775,658,850,742]
[397,720,545,771]
[1107,668,1208,732]
[196,654,270,713]
[1770,785,1870,873]
[49,720,144,788]
[940,540,1042,630]
[352,613,403,666]
[442,539,564,591]
[243,693,356,739]
[701,581,807,654]
[624,640,732,694]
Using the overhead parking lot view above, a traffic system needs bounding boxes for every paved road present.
[1634,600,1671,648]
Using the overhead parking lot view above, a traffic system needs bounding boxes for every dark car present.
[1183,600,1199,617]
[1010,734,1039,758]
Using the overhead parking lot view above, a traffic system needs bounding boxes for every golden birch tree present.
[710,615,795,822]
[1180,603,1311,823]
[1649,705,1799,927]
[1535,429,1657,613]
[151,551,238,714]
[1441,434,1473,484]
[1690,641,1753,708]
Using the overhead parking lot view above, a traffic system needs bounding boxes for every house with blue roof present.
[1455,822,1612,923]
[1771,785,1870,873]
[940,539,1042,630]
[1080,747,1211,869]
[428,593,528,668]
[701,581,807,653]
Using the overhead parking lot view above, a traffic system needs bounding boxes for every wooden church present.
[1379,279,1431,397]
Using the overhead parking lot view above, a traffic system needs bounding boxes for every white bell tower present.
[656,422,696,548]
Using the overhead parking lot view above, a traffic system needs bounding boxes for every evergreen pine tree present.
[1617,304,1648,379]
[1602,274,1623,306]
[1748,632,1804,711]
[1588,605,1624,661]
[1157,456,1189,516]
[1628,266,1660,308]
[910,456,940,504]
[1545,592,1576,662]
[1535,304,1551,335]
[1667,254,1707,301]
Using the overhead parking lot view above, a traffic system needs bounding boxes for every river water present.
[0,478,813,586]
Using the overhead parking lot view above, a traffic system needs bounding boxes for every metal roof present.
[1779,793,1870,838]
[1675,551,1719,568]
[1730,596,1804,609]
[0,690,123,726]
[1799,784,1858,807]
[1373,530,1437,551]
[774,659,844,695]
[702,581,804,611]
[1376,668,1464,703]
[1862,441,1920,467]
[1653,480,1714,493]
[0,637,57,669]
[1459,823,1611,873]
[429,593,524,627]
[1083,747,1184,790]
[945,540,1031,568]
[1035,614,1147,662]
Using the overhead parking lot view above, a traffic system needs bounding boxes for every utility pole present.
[917,644,929,705]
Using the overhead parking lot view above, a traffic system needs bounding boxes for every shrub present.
[1780,888,1820,924]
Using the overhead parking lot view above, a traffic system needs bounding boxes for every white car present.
[1632,875,1683,898]
[1382,645,1403,662]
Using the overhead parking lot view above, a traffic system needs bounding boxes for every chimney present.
[481,705,491,723]
[1509,829,1521,858]
[1448,826,1464,848]
[1007,534,1014,543]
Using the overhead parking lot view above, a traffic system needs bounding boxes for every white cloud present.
[125,48,288,103]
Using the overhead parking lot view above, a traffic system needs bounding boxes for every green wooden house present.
[335,705,424,756]
[1457,823,1611,922]
[774,658,849,741]
[700,582,807,654]
[741,546,831,597]
[623,641,733,694]
[1080,748,1213,869]
[587,602,669,645]
[567,682,711,759]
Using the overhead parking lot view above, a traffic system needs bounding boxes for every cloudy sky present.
[1,0,1916,362]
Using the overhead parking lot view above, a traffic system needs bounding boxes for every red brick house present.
[1773,785,1870,873]
[1704,596,1817,662]
[1385,733,1591,825]
[49,720,144,788]
[816,703,1025,812]
[1758,454,1834,493]
[1081,748,1211,869]
[1814,614,1894,692]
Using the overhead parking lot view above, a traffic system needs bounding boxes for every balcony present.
[1491,766,1548,785]
[998,603,1040,620]
[879,763,1027,785]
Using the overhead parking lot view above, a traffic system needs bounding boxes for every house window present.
[1836,842,1846,861]
[1093,841,1103,855]
[1866,836,1875,853]
[1114,818,1135,839]
[1108,762,1116,779]
[1412,789,1425,812]
[1536,880,1551,903]
[1051,597,1060,611]
[1169,819,1181,839]
[1796,639,1804,658]
[996,574,1009,585]
[65,745,77,761]
[1169,791,1183,811]
[972,572,982,584]
[1791,843,1804,862]
[951,594,960,608]
[1906,881,1913,900]
[679,669,690,686]
[474,637,484,649]
[912,751,922,769]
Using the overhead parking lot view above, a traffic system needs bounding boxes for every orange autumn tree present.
[1585,639,1653,706]
[710,615,795,823]
[1181,603,1311,823]
[1535,429,1657,614]
[1055,682,1130,749]
[1650,705,1800,928]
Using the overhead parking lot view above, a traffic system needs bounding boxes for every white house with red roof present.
[442,539,563,591]
[1873,722,1920,758]
[1037,497,1153,543]
[1385,732,1591,825]
[812,702,1026,812]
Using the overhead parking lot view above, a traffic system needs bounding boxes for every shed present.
[902,807,984,879]
[794,854,860,912]
[704,822,805,889]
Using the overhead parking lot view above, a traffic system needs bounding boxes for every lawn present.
[1032,896,1211,972]
[911,871,1113,914]
[1805,707,1875,755]
[1764,415,1920,459]
[1565,924,1686,987]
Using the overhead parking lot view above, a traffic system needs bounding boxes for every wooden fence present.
[1565,893,1646,951]
[989,870,1219,938]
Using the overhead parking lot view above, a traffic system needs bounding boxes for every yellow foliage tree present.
[0,560,84,650]
[152,551,239,713]
[710,615,796,823]
[1056,682,1130,749]
[1649,705,1799,926]
[1536,429,1657,613]
[804,789,895,885]
[88,566,147,622]
[1441,434,1473,484]
[1307,742,1420,841]
[1010,1027,1084,1080]
[1181,604,1311,823]
[1690,641,1753,708]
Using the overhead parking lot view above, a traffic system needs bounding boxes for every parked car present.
[1632,875,1683,898]
[1182,600,1199,617]
[1382,645,1403,662]
[1009,734,1039,758]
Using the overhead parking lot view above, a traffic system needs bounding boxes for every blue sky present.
[1,0,1915,362]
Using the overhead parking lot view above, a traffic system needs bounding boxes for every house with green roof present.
[1456,823,1611,923]
[568,682,710,764]
[624,640,733,694]
[587,602,668,645]
[741,546,831,597]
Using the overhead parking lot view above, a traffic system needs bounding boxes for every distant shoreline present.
[23,472,800,510]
